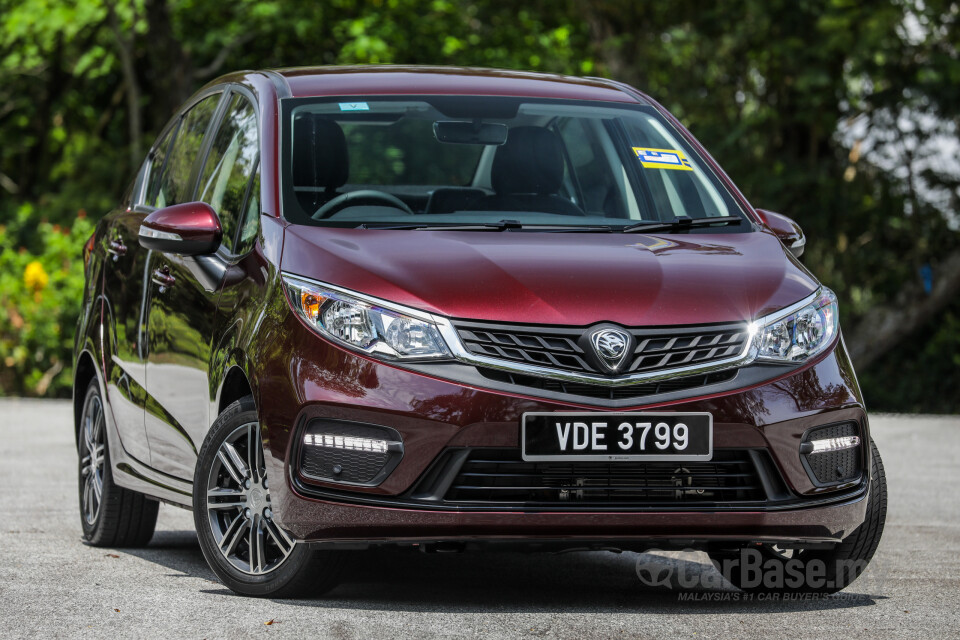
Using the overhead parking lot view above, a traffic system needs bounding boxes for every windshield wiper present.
[621,216,744,234]
[358,221,617,233]
[359,217,742,233]
[358,220,524,231]
[535,225,615,233]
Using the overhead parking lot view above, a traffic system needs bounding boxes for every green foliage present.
[0,206,93,396]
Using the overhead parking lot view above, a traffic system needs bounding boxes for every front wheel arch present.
[217,365,255,417]
[73,350,99,449]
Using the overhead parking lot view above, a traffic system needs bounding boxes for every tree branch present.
[0,170,19,194]
[193,33,255,80]
[846,249,960,369]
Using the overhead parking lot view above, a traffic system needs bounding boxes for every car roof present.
[268,65,643,103]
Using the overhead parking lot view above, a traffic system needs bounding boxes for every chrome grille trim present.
[433,290,822,387]
[455,321,749,375]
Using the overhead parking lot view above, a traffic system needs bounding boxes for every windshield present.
[280,96,750,232]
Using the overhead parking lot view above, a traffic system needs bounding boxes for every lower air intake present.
[443,448,768,506]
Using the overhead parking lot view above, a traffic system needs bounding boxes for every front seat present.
[469,126,583,216]
[292,114,349,214]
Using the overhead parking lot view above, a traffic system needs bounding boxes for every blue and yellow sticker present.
[632,147,693,171]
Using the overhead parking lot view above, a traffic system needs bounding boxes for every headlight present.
[282,275,452,360]
[753,288,839,363]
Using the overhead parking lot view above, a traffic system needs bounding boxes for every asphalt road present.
[1,399,957,639]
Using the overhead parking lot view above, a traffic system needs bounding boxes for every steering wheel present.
[312,190,415,219]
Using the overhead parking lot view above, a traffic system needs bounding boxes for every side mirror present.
[756,209,805,258]
[139,202,222,255]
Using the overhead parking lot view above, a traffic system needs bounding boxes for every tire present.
[78,378,159,547]
[193,397,342,598]
[709,439,887,595]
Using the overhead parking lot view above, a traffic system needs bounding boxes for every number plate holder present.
[521,412,713,462]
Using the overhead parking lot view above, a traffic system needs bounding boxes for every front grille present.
[802,423,862,485]
[477,367,737,400]
[443,448,767,506]
[454,320,749,376]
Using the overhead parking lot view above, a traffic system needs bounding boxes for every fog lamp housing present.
[298,420,403,487]
[799,422,863,487]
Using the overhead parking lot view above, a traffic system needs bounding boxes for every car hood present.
[280,226,819,326]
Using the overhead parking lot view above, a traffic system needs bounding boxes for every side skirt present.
[113,456,194,508]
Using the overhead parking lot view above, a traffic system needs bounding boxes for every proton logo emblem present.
[248,488,265,512]
[589,327,633,373]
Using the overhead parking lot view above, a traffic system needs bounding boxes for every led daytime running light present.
[805,435,860,454]
[303,433,391,453]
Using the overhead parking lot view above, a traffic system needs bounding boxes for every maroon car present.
[73,66,886,597]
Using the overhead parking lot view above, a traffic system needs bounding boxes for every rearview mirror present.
[756,209,805,258]
[433,120,508,145]
[138,202,222,255]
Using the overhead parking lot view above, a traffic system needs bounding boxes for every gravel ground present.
[0,399,957,639]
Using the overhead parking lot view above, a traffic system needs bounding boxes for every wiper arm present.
[621,216,743,234]
[358,219,524,231]
[359,221,616,233]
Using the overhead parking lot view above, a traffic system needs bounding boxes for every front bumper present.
[255,310,870,545]
[290,491,868,547]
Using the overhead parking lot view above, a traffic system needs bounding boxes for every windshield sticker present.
[633,147,694,171]
[338,102,370,111]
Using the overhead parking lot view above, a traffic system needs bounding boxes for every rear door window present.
[147,93,222,208]
[142,127,175,208]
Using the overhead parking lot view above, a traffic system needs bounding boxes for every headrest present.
[292,115,348,190]
[490,126,564,195]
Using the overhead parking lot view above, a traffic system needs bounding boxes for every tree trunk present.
[106,1,142,171]
[144,0,191,131]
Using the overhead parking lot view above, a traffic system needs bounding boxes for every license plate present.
[521,412,713,461]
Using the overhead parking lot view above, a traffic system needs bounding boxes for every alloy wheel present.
[80,394,105,525]
[205,422,295,575]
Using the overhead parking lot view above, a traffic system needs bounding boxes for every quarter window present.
[236,167,260,253]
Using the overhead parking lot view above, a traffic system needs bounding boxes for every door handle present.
[151,267,176,291]
[107,239,127,261]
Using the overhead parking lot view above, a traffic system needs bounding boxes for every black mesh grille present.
[298,421,399,485]
[443,448,767,506]
[803,423,862,485]
[301,446,389,484]
[477,367,737,400]
[455,320,749,376]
